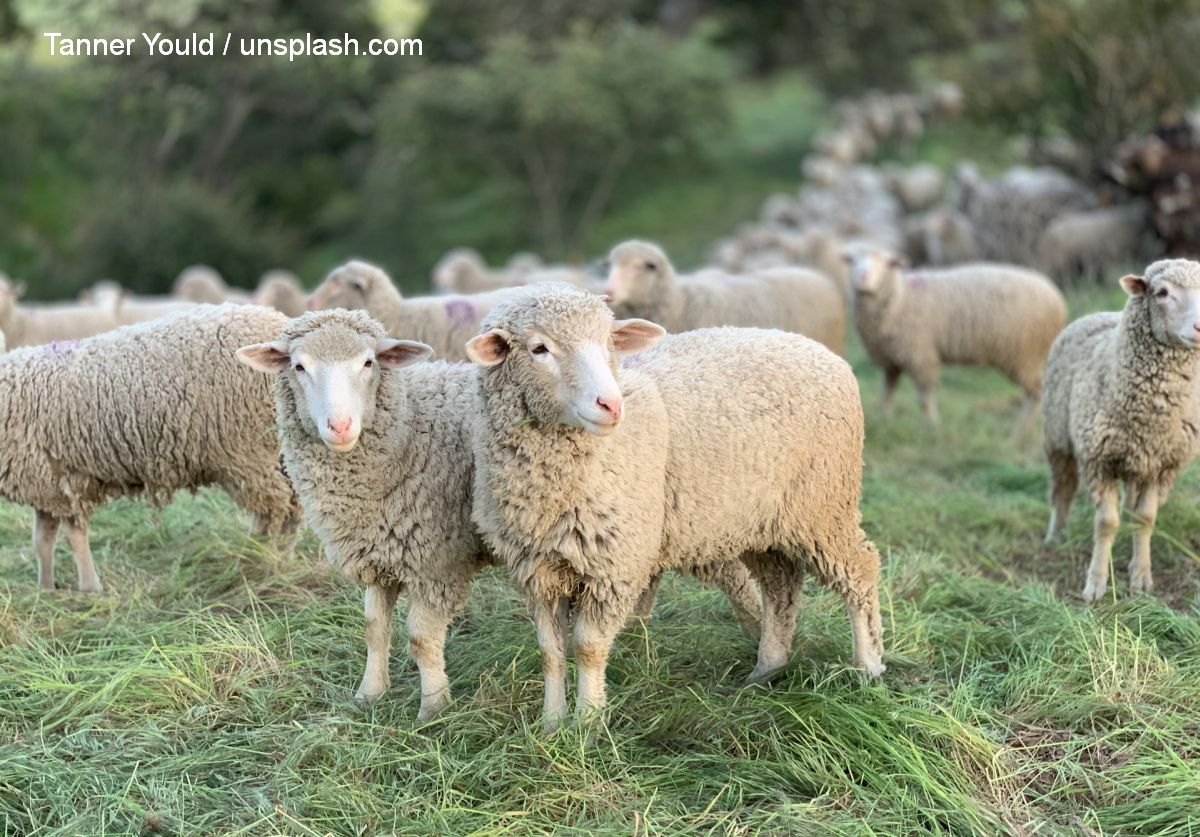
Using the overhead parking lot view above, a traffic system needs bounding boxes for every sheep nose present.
[596,395,622,420]
[327,416,352,436]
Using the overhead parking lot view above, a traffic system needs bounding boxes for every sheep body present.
[849,252,1066,428]
[0,276,129,348]
[1038,204,1154,279]
[606,241,846,354]
[1043,260,1200,600]
[254,270,307,317]
[0,303,299,591]
[173,265,250,304]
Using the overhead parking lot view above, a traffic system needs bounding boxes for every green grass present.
[5,285,1200,835]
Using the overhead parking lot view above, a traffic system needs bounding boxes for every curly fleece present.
[0,303,299,533]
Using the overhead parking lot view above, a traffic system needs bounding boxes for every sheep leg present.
[1127,483,1159,595]
[846,585,886,677]
[743,552,804,684]
[880,366,901,418]
[34,512,60,590]
[1012,392,1039,441]
[1044,450,1078,544]
[687,560,762,638]
[911,364,940,425]
[1083,484,1120,602]
[407,597,455,721]
[355,582,400,704]
[631,572,662,621]
[574,603,626,724]
[65,518,101,593]
[533,596,570,731]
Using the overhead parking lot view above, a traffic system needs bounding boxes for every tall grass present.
[3,285,1200,835]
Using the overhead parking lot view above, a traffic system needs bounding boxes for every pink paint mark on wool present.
[42,339,80,359]
[443,298,477,329]
[905,272,929,290]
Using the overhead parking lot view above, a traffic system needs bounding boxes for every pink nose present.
[596,395,622,421]
[327,416,353,437]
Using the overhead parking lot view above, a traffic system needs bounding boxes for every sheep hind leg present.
[1012,390,1040,442]
[34,512,60,590]
[533,596,570,732]
[1044,450,1078,545]
[846,583,886,677]
[355,582,400,705]
[742,551,804,685]
[687,560,762,638]
[1127,483,1159,595]
[408,596,457,721]
[64,518,101,593]
[911,364,940,426]
[1083,484,1120,602]
[880,366,901,419]
[630,572,662,622]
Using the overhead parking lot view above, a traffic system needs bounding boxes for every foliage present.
[363,24,730,263]
[5,286,1200,833]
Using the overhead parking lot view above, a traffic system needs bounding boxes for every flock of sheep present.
[2,83,1198,726]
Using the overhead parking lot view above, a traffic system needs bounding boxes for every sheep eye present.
[531,344,549,355]
[363,359,373,369]
[645,261,657,272]
[293,364,305,373]
[1156,287,1170,299]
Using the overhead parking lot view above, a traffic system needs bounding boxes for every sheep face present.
[468,294,664,436]
[846,251,905,295]
[1122,262,1200,349]
[308,260,389,312]
[605,241,673,309]
[238,318,431,451]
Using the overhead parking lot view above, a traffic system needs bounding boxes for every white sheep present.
[173,265,250,304]
[885,163,945,213]
[1,275,127,348]
[847,250,1067,432]
[1037,204,1155,280]
[254,270,308,317]
[1043,260,1200,600]
[0,304,300,592]
[468,285,884,727]
[237,308,762,719]
[605,240,846,354]
[307,260,525,362]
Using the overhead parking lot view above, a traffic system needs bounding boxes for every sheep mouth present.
[322,436,361,453]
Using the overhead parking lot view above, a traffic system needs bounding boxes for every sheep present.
[1042,260,1200,601]
[237,308,762,719]
[467,285,884,727]
[254,270,307,317]
[173,265,250,304]
[605,241,846,354]
[885,163,944,213]
[307,260,525,362]
[433,248,598,295]
[0,304,300,592]
[0,329,5,354]
[846,250,1066,432]
[922,210,980,266]
[1037,204,1156,280]
[0,275,127,348]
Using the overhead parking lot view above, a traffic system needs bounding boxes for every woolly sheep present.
[237,308,762,718]
[1043,260,1200,601]
[254,270,308,317]
[433,248,598,295]
[307,260,523,362]
[885,163,945,213]
[847,250,1066,431]
[0,304,300,592]
[0,275,127,348]
[467,286,884,726]
[173,265,250,304]
[922,210,980,266]
[605,240,846,354]
[1037,204,1155,280]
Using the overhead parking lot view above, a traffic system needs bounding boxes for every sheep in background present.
[605,240,846,354]
[468,286,883,726]
[173,265,250,304]
[847,249,1066,433]
[885,163,945,214]
[254,270,307,317]
[1038,204,1158,281]
[0,275,127,348]
[1043,260,1200,601]
[307,260,524,362]
[0,304,300,592]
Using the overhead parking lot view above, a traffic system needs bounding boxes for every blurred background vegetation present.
[2,0,1199,296]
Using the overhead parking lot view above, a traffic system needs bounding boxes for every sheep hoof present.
[77,579,103,594]
[1129,573,1153,595]
[744,662,787,687]
[416,692,451,723]
[542,714,565,734]
[1080,582,1106,603]
[353,686,386,707]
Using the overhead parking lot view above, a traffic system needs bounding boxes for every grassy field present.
[4,283,1200,835]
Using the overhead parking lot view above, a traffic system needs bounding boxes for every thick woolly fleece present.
[0,304,300,577]
[852,259,1066,414]
[269,310,492,715]
[471,287,881,724]
[307,260,524,361]
[0,276,127,348]
[608,241,846,354]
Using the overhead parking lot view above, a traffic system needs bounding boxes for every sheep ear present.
[466,329,511,367]
[612,318,666,353]
[1120,274,1148,297]
[13,281,26,299]
[376,339,432,368]
[348,274,370,293]
[887,254,909,269]
[236,340,291,373]
[839,251,855,265]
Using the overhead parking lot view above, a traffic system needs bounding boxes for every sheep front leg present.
[533,596,570,731]
[1044,450,1078,545]
[574,598,629,724]
[910,361,941,426]
[1083,484,1120,602]
[407,598,455,721]
[1128,483,1159,595]
[880,366,901,419]
[355,583,400,704]
[65,518,101,593]
[34,512,60,590]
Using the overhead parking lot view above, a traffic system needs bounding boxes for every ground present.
[3,284,1200,835]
